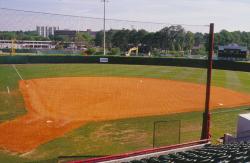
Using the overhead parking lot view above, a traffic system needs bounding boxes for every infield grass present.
[0,64,249,162]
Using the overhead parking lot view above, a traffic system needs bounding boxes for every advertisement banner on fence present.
[100,58,109,63]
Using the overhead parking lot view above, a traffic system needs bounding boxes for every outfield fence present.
[1,56,250,72]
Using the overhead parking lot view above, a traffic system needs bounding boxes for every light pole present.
[102,0,107,56]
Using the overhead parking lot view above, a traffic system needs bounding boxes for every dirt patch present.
[0,77,250,153]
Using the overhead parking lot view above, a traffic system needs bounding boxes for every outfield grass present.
[0,64,250,162]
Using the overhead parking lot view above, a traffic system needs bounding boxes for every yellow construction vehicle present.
[11,39,16,55]
[126,47,138,56]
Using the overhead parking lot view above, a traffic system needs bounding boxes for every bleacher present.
[126,142,250,163]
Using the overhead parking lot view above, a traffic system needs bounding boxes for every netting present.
[1,5,245,162]
[153,120,181,148]
[0,8,209,32]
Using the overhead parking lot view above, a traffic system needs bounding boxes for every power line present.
[0,7,209,27]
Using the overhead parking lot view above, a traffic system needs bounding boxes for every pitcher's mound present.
[0,77,250,152]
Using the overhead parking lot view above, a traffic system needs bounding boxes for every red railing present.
[69,139,210,163]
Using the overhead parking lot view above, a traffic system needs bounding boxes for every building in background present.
[191,45,203,55]
[218,43,248,61]
[54,29,97,39]
[86,29,98,38]
[0,40,54,49]
[54,30,77,39]
[36,26,59,38]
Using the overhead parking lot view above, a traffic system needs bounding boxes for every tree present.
[94,30,117,49]
[159,25,185,51]
[109,47,121,55]
[184,31,194,50]
[194,32,204,46]
[219,30,233,45]
[134,29,147,45]
[106,30,117,49]
[142,33,154,51]
[128,29,137,45]
[112,29,130,51]
[94,31,103,47]
[85,48,96,55]
[52,35,70,42]
[75,32,94,48]
[176,43,182,51]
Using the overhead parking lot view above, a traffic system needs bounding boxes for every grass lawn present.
[0,64,249,162]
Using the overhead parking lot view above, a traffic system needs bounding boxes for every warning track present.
[0,77,250,153]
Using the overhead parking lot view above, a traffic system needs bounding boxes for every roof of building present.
[192,45,202,50]
[219,43,248,51]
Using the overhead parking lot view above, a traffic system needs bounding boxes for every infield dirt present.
[0,77,250,153]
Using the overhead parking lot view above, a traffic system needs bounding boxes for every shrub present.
[151,49,161,57]
[94,51,104,55]
[85,48,96,55]
[109,48,121,56]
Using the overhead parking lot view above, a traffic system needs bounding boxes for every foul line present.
[212,107,250,114]
[12,64,24,80]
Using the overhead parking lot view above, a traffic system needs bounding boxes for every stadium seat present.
[128,142,250,163]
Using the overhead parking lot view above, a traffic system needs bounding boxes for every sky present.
[0,0,250,32]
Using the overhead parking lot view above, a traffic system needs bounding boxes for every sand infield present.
[0,77,250,153]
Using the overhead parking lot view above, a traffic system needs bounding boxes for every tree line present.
[0,31,49,41]
[1,26,250,53]
[95,25,204,52]
[95,27,250,53]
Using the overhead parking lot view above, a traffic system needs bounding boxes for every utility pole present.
[201,23,214,140]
